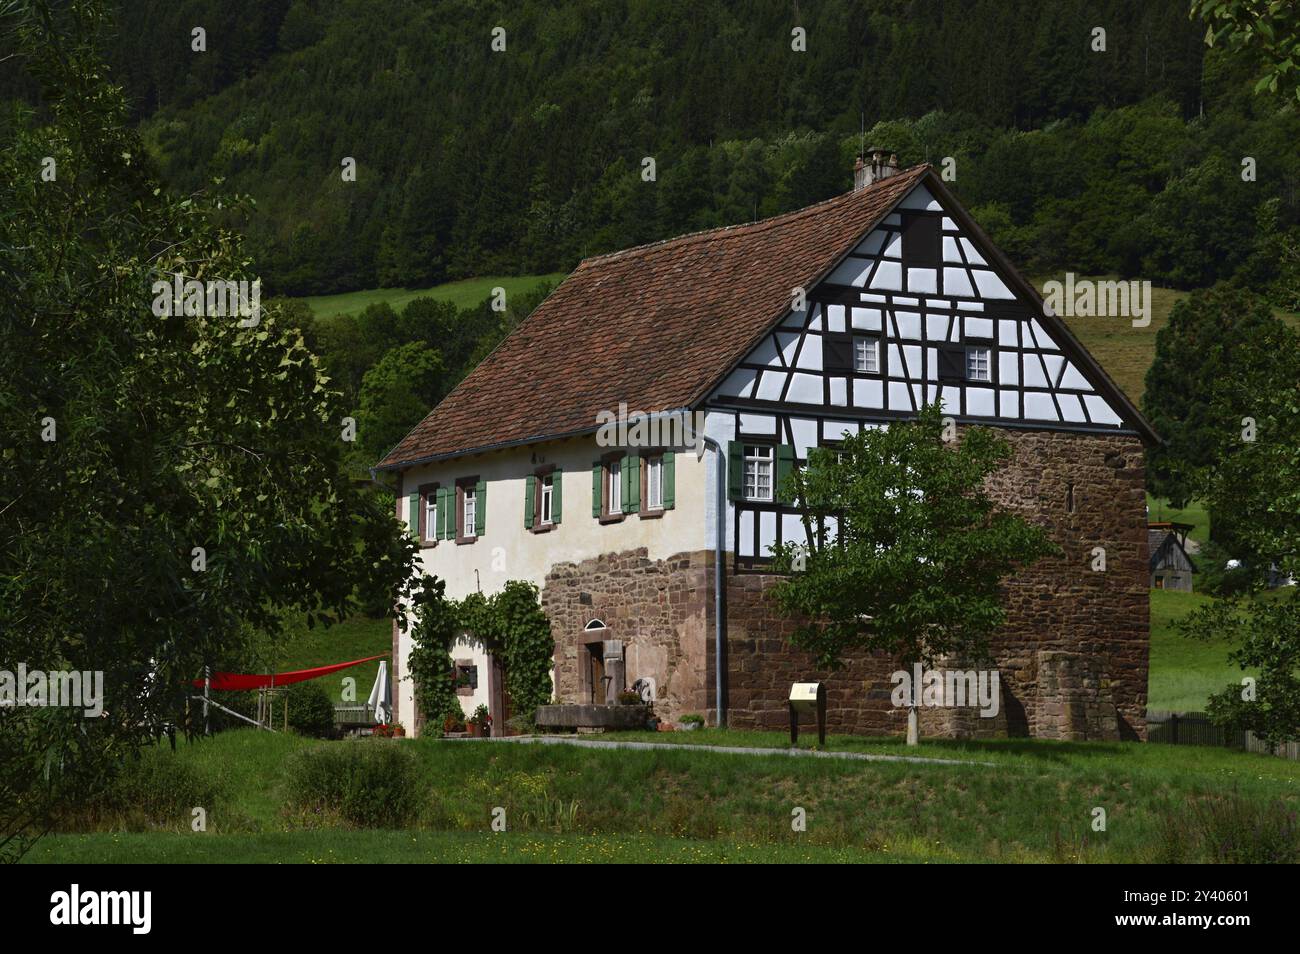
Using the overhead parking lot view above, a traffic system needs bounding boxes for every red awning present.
[192,654,389,691]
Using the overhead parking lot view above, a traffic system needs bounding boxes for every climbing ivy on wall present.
[408,578,555,730]
[406,577,464,730]
[490,581,557,723]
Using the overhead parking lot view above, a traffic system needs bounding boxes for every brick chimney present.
[854,146,899,191]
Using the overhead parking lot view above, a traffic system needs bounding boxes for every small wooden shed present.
[1149,522,1196,592]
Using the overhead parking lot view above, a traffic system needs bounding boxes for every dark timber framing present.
[700,168,1159,570]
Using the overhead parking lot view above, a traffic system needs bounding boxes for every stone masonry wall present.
[721,429,1150,741]
[542,549,713,722]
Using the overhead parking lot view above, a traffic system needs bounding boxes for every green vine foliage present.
[406,577,463,730]
[491,581,556,722]
[407,578,555,731]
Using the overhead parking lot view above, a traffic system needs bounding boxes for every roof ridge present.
[576,163,931,269]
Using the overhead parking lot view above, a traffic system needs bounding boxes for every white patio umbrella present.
[367,660,392,725]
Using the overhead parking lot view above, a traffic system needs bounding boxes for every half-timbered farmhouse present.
[377,154,1156,741]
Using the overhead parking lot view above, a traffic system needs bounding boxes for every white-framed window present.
[540,474,553,524]
[646,456,663,511]
[854,336,879,373]
[424,490,437,541]
[966,346,991,383]
[743,445,774,501]
[463,486,477,538]
[607,461,621,514]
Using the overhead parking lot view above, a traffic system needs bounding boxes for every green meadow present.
[24,727,1300,864]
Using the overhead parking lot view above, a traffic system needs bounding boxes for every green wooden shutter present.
[622,453,639,513]
[475,479,487,536]
[662,452,675,510]
[727,441,743,501]
[592,462,602,517]
[436,487,448,540]
[407,492,419,539]
[776,444,795,503]
[552,468,563,523]
[524,474,536,529]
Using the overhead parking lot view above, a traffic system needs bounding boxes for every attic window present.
[902,213,941,267]
[966,347,991,382]
[854,336,880,374]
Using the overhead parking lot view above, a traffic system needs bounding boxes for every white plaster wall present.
[394,433,709,731]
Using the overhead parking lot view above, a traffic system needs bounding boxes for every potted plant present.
[470,704,491,737]
[443,713,468,737]
[617,690,642,706]
[678,713,705,732]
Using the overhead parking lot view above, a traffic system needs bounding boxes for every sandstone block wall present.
[720,429,1150,741]
[542,549,712,721]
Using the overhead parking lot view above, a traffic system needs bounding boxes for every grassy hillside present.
[298,273,568,319]
[273,616,392,703]
[1050,278,1188,407]
[1047,274,1300,407]
[27,728,1300,863]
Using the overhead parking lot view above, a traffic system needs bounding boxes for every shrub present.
[63,747,222,832]
[285,681,336,738]
[679,713,705,726]
[284,741,417,828]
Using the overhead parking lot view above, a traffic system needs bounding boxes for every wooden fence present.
[1147,710,1300,761]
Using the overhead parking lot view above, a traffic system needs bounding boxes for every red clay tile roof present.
[378,165,933,469]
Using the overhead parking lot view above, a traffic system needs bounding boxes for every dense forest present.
[6,0,1297,304]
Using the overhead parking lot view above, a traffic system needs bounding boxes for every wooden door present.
[590,649,605,704]
[488,654,510,735]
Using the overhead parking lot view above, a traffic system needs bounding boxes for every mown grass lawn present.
[1147,589,1249,712]
[296,273,568,319]
[26,727,1300,864]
